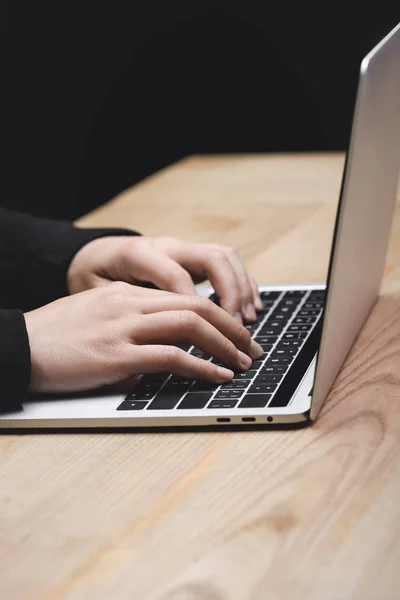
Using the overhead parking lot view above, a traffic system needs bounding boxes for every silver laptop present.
[1,22,400,431]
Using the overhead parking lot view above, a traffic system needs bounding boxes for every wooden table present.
[2,154,400,600]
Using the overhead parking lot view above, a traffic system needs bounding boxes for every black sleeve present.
[0,309,31,413]
[0,208,140,312]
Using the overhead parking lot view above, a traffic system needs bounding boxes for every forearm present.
[0,208,139,311]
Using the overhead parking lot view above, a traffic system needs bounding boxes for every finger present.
[224,249,257,322]
[105,283,176,298]
[130,345,234,383]
[122,247,196,295]
[134,294,263,359]
[166,244,243,322]
[250,275,263,311]
[131,311,253,371]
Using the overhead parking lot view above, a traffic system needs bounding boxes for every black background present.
[2,1,399,220]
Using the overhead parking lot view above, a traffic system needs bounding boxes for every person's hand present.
[24,283,263,393]
[67,236,262,324]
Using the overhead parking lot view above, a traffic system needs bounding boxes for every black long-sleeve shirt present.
[0,208,138,413]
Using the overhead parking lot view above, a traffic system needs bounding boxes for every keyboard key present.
[249,383,277,393]
[309,293,325,303]
[283,332,302,339]
[191,382,220,392]
[177,393,212,409]
[283,290,307,297]
[127,391,157,401]
[140,373,169,382]
[255,337,276,346]
[210,358,224,366]
[267,356,293,365]
[260,300,275,309]
[278,339,302,348]
[147,393,183,410]
[255,335,278,344]
[273,306,291,314]
[234,370,258,379]
[239,395,272,408]
[298,310,320,317]
[117,400,148,411]
[190,349,212,360]
[304,302,323,309]
[176,342,191,352]
[169,376,192,384]
[288,324,312,332]
[266,320,285,329]
[260,365,288,375]
[274,348,298,356]
[131,377,163,400]
[163,382,191,395]
[255,374,283,384]
[245,323,259,334]
[269,313,288,322]
[127,378,162,400]
[281,298,302,307]
[293,317,316,324]
[260,291,281,300]
[260,344,274,352]
[209,399,238,409]
[223,380,251,389]
[299,332,309,338]
[251,359,265,369]
[259,327,282,336]
[133,381,161,394]
[259,313,273,323]
[215,390,243,399]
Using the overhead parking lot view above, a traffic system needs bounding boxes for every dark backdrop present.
[2,1,398,219]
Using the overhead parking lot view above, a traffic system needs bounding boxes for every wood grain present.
[1,154,400,600]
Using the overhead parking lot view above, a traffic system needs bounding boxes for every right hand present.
[24,282,263,393]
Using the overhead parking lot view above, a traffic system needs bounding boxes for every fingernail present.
[234,312,243,325]
[244,303,257,322]
[237,350,252,370]
[255,296,263,311]
[250,339,263,359]
[216,367,234,382]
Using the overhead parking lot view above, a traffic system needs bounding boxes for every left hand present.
[67,236,262,323]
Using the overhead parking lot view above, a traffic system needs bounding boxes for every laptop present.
[1,22,400,431]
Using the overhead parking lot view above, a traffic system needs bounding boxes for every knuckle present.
[108,281,131,294]
[168,269,188,288]
[237,324,251,346]
[211,243,236,257]
[195,357,210,379]
[103,290,126,309]
[223,337,236,358]
[160,236,177,246]
[210,248,225,261]
[100,285,131,318]
[242,285,254,302]
[177,269,193,286]
[206,244,226,262]
[224,244,237,256]
[103,336,125,359]
[188,294,211,315]
[226,294,241,310]
[159,346,180,366]
[179,310,200,332]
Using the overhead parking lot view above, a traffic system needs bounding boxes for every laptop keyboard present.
[117,289,325,412]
